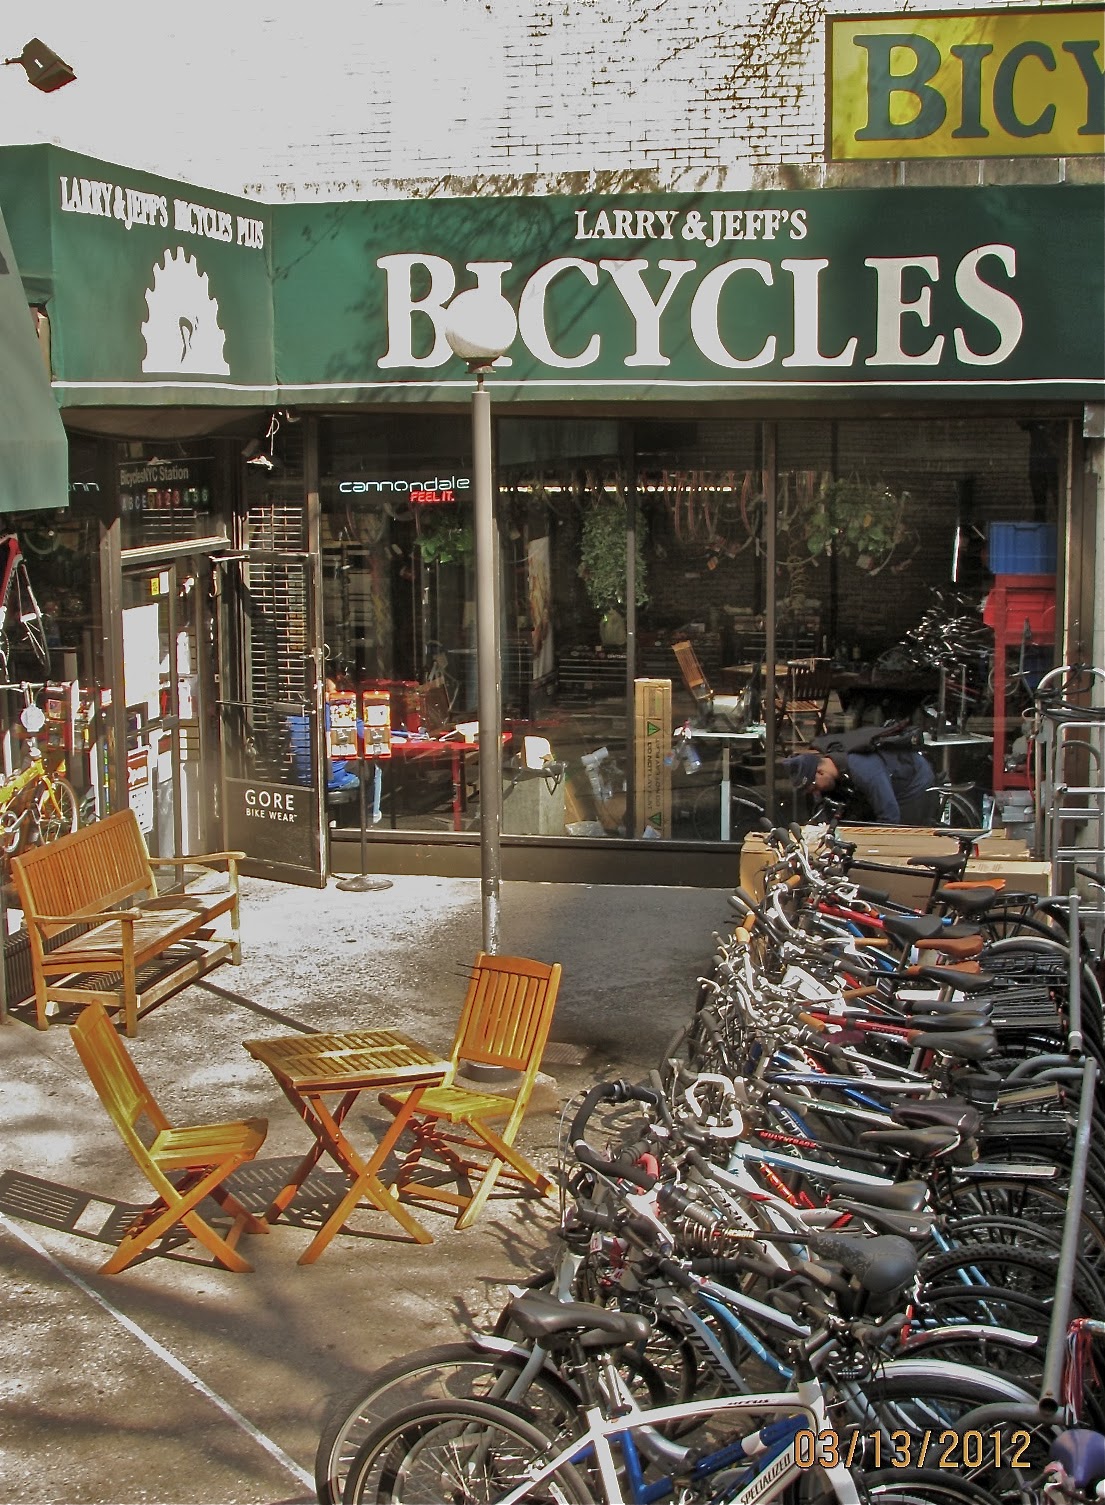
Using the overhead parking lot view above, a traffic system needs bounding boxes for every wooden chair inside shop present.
[778,658,834,751]
[70,1001,269,1274]
[671,640,749,729]
[379,953,562,1230]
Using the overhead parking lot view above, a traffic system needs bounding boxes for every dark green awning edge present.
[0,208,68,514]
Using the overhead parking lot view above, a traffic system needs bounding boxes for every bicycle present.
[0,700,79,863]
[0,534,51,684]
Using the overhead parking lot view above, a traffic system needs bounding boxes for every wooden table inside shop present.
[242,1028,451,1262]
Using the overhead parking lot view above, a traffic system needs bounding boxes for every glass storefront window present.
[320,411,1067,847]
[0,435,102,824]
[320,415,486,836]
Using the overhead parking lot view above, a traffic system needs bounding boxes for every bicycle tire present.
[919,1245,1103,1322]
[933,1216,1105,1316]
[315,1343,582,1505]
[692,782,765,843]
[894,1327,1046,1397]
[340,1397,592,1505]
[865,1467,1004,1505]
[29,776,79,848]
[938,790,982,830]
[841,1362,1036,1438]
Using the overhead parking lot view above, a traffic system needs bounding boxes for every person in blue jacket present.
[785,744,938,824]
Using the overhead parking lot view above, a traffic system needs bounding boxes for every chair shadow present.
[0,1153,446,1268]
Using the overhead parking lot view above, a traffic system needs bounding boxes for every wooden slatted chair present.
[379,953,562,1230]
[70,1001,269,1274]
[779,657,834,750]
[671,639,750,729]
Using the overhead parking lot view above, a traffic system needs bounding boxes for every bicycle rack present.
[1031,667,1105,956]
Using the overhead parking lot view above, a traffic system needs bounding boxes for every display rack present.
[982,573,1056,791]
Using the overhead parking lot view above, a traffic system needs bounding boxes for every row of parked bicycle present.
[315,819,1105,1505]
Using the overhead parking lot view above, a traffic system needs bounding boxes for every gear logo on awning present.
[141,246,230,375]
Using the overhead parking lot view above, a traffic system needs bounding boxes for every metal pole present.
[1067,890,1083,1055]
[473,373,501,954]
[1039,1055,1098,1412]
[763,423,778,816]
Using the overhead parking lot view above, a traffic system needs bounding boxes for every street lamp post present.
[444,288,517,955]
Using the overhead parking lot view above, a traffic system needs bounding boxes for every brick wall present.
[237,0,1101,202]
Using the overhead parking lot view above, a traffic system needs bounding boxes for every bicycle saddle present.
[892,1099,983,1136]
[857,1125,962,1158]
[908,1026,997,1060]
[911,965,995,994]
[824,1200,935,1241]
[825,1179,930,1213]
[902,993,992,1017]
[504,1290,652,1349]
[913,934,985,960]
[882,915,946,943]
[905,1010,991,1031]
[906,853,967,874]
[934,886,1001,916]
[802,1231,918,1296]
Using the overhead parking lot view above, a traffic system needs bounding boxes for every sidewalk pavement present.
[0,871,731,1505]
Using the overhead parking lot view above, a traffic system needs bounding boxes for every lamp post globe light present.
[444,289,517,955]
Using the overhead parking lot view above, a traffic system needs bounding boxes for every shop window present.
[317,412,1067,848]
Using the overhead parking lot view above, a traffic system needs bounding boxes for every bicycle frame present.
[496,1379,855,1505]
[0,535,50,680]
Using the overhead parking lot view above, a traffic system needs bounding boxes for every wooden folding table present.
[242,1028,450,1263]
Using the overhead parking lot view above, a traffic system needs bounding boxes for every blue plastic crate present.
[988,521,1056,575]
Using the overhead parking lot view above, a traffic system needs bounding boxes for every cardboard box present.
[831,825,1050,906]
[740,832,772,901]
[634,678,672,838]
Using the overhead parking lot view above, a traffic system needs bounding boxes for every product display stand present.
[336,744,392,893]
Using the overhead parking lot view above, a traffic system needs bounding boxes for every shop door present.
[120,558,214,859]
[214,551,326,887]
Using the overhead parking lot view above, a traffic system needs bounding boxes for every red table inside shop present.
[386,732,511,831]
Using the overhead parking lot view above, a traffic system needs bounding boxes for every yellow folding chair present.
[380,953,562,1230]
[71,1001,268,1273]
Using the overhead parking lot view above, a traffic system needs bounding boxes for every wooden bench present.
[11,809,244,1036]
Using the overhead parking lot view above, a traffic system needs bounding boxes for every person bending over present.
[784,744,939,825]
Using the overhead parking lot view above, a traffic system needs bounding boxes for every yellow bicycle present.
[0,704,79,862]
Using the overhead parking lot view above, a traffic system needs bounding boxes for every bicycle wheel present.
[894,1327,1046,1397]
[947,1177,1105,1276]
[341,1397,592,1505]
[865,1467,1004,1505]
[937,789,982,829]
[30,776,79,847]
[920,1246,1104,1321]
[315,1343,581,1505]
[692,783,764,842]
[835,1362,1037,1453]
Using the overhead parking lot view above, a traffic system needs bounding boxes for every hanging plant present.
[413,508,474,566]
[579,496,649,613]
[803,475,917,575]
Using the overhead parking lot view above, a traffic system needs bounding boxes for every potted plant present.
[802,475,916,575]
[413,509,474,566]
[579,496,648,648]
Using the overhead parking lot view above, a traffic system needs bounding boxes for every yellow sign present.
[829,7,1105,159]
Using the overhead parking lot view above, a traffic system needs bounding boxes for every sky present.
[0,1,478,195]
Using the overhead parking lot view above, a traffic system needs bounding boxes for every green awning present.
[0,207,67,514]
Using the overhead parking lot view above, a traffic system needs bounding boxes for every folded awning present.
[0,207,67,514]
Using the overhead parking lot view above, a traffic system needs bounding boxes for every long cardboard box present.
[634,678,672,838]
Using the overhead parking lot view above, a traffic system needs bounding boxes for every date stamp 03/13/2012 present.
[794,1429,1035,1471]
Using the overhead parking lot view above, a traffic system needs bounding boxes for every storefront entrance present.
[215,547,327,887]
[120,555,216,859]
